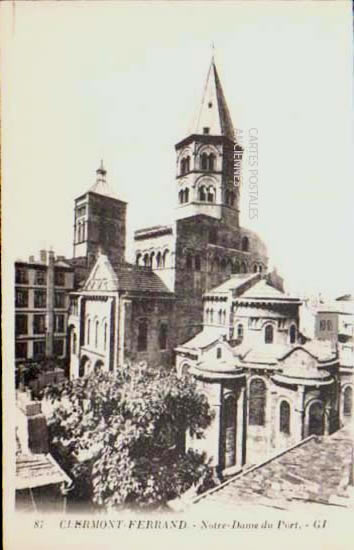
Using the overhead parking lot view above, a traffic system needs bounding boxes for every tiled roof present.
[177,328,226,350]
[207,274,257,294]
[234,344,288,365]
[88,179,121,200]
[16,453,71,490]
[193,431,354,510]
[234,341,337,368]
[239,280,299,302]
[111,265,173,295]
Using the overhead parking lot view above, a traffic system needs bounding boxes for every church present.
[68,56,267,376]
[67,56,353,471]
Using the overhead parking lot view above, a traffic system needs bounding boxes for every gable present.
[202,338,234,362]
[83,255,118,292]
[280,348,317,371]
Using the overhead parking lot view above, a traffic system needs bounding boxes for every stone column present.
[236,385,246,467]
[294,385,305,441]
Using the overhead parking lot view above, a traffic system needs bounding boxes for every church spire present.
[191,57,235,141]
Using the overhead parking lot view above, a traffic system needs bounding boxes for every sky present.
[2,0,354,299]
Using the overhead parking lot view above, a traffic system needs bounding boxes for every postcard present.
[2,2,354,550]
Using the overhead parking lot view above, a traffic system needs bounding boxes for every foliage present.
[16,357,68,387]
[44,364,214,511]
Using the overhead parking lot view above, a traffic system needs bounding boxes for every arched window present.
[232,261,240,274]
[343,386,353,416]
[222,310,226,325]
[136,253,142,266]
[259,264,263,273]
[79,356,89,378]
[210,309,214,324]
[181,364,190,376]
[156,251,162,268]
[237,323,244,342]
[241,236,249,252]
[186,254,193,270]
[220,258,227,272]
[253,264,258,273]
[137,319,148,352]
[265,324,274,344]
[279,401,291,434]
[218,309,223,324]
[159,322,168,350]
[86,318,91,345]
[143,253,149,267]
[240,261,247,273]
[180,158,186,175]
[103,323,107,351]
[198,186,206,201]
[72,332,77,355]
[95,320,99,348]
[179,190,184,204]
[184,188,189,203]
[185,156,190,172]
[201,153,208,170]
[195,255,201,271]
[150,251,155,268]
[249,379,266,426]
[224,395,236,427]
[208,154,215,171]
[289,324,297,344]
[308,401,324,436]
[209,228,217,244]
[216,347,222,359]
[162,250,169,268]
[207,186,215,203]
[205,308,209,323]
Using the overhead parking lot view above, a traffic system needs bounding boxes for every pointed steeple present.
[191,58,235,141]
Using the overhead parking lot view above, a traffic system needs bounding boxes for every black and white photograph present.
[2,1,354,549]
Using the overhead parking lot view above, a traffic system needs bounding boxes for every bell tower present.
[73,162,127,267]
[175,57,243,227]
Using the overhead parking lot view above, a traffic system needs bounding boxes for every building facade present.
[68,253,175,377]
[176,275,352,472]
[15,250,74,363]
[73,161,127,271]
[68,57,268,374]
[133,58,268,347]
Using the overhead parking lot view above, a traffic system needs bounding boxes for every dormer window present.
[216,347,222,359]
[203,127,210,135]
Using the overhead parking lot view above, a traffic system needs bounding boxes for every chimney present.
[17,396,49,454]
[40,250,47,264]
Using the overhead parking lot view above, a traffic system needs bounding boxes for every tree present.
[44,363,214,511]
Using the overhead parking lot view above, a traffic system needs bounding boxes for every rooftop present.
[193,430,354,511]
[16,453,71,491]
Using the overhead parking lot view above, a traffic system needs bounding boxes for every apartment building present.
[15,250,74,363]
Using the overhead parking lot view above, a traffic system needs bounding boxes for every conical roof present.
[191,59,235,140]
